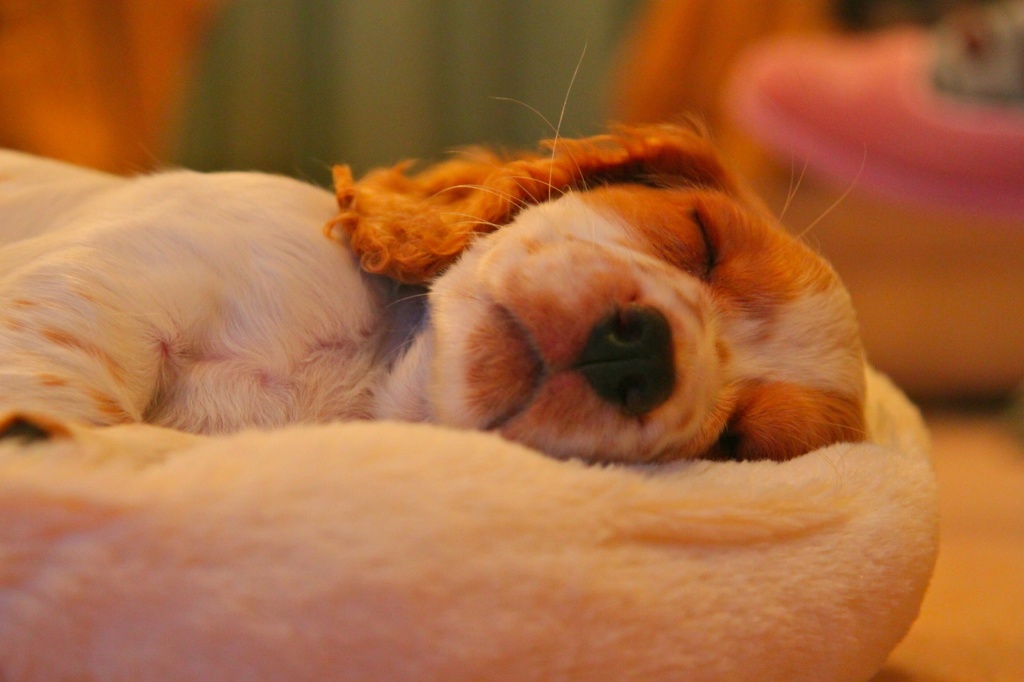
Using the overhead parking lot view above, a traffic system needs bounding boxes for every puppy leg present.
[0,280,157,426]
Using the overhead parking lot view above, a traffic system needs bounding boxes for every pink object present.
[725,28,1024,217]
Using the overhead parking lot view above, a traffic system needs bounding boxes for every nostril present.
[612,306,646,343]
[574,303,675,416]
[617,374,650,415]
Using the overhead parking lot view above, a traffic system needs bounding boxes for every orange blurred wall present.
[0,0,218,173]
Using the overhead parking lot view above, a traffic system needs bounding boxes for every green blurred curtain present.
[174,0,638,184]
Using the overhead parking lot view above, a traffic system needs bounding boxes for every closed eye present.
[691,207,717,279]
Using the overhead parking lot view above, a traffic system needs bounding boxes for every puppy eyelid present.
[691,207,717,279]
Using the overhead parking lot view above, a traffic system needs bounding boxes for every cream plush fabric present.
[0,369,937,682]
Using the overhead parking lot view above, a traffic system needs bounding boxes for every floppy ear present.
[324,124,740,284]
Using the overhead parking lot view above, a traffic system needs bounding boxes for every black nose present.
[574,304,675,416]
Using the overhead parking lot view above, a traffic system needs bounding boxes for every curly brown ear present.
[324,124,739,284]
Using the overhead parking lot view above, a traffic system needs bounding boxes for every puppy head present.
[327,125,866,463]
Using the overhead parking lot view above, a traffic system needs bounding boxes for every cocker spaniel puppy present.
[0,125,865,463]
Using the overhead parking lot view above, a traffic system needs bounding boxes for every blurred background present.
[2,2,1023,677]
[0,0,634,179]
[1,0,1021,402]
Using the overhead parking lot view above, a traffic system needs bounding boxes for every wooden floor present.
[873,412,1024,682]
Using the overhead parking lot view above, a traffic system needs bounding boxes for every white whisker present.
[490,97,558,135]
[548,42,587,201]
[779,155,809,222]
[797,144,866,240]
[384,290,431,310]
[436,211,506,231]
[433,183,531,212]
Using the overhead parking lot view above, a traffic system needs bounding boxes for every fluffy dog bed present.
[0,368,936,682]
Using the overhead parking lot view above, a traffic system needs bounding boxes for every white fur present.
[726,289,865,392]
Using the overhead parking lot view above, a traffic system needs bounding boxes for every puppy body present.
[0,157,397,432]
[0,127,866,463]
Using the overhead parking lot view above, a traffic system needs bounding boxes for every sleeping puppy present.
[0,125,865,463]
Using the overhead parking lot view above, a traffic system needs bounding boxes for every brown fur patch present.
[40,328,127,385]
[710,381,865,462]
[589,186,839,321]
[86,388,132,424]
[462,307,543,427]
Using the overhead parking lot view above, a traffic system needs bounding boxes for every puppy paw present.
[0,412,72,444]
